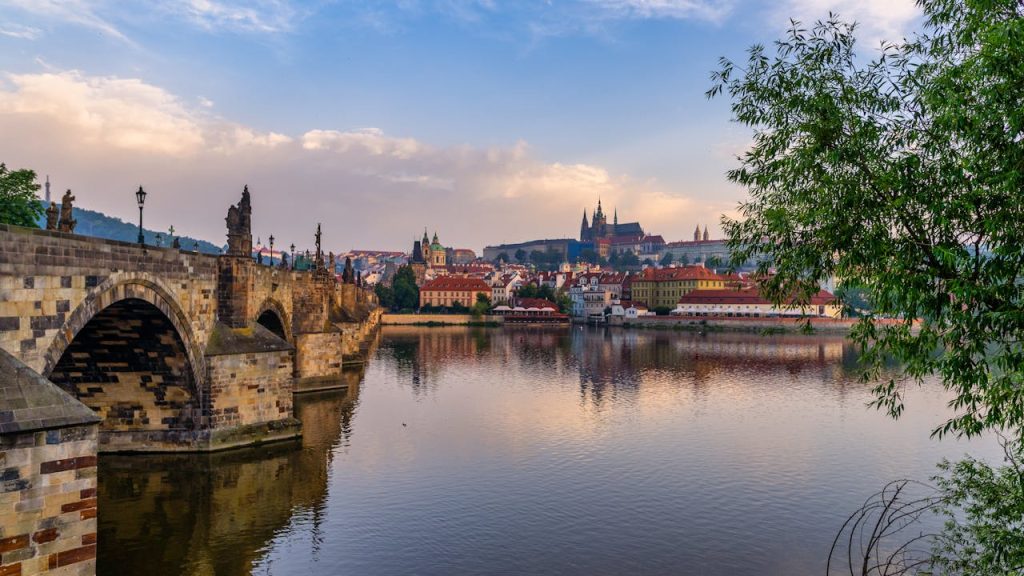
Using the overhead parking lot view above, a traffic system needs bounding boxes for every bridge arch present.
[255,298,291,343]
[42,274,206,432]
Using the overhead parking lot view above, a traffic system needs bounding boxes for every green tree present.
[678,253,690,265]
[578,248,599,264]
[0,164,43,227]
[711,1,1024,570]
[659,252,674,266]
[471,292,492,318]
[374,283,395,310]
[514,248,527,263]
[710,1,1024,442]
[392,266,419,311]
[619,251,640,267]
[495,252,509,263]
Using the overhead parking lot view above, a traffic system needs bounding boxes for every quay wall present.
[381,314,503,326]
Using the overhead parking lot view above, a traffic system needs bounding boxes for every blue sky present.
[0,0,920,252]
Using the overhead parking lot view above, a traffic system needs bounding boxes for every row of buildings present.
[409,258,839,322]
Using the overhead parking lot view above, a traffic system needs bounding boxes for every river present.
[97,326,1001,575]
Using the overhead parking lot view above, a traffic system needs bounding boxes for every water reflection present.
[99,327,995,576]
[97,380,360,576]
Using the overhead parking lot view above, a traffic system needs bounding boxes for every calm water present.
[98,327,1001,575]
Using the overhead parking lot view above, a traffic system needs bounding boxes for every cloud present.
[775,0,921,45]
[586,0,733,23]
[0,0,130,42]
[0,23,42,40]
[0,69,719,252]
[175,0,301,33]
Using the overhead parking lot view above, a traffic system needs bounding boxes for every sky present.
[0,0,921,254]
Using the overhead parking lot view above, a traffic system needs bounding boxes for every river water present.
[97,326,1001,575]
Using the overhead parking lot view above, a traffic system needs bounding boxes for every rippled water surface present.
[98,327,1002,575]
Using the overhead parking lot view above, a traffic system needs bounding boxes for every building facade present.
[419,276,491,308]
[630,266,727,310]
[671,288,841,318]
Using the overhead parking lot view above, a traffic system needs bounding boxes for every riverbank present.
[381,313,504,327]
[611,315,866,333]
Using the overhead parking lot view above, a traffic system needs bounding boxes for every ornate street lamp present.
[268,235,275,266]
[290,243,296,269]
[135,186,147,245]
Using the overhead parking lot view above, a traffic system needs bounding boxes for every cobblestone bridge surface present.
[0,196,380,575]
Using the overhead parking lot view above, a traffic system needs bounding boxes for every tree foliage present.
[0,163,43,227]
[392,266,419,311]
[710,0,1024,442]
[711,0,1024,571]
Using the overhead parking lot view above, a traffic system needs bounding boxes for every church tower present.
[580,209,590,242]
[703,226,709,241]
[694,224,701,242]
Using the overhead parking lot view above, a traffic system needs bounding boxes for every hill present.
[35,201,223,254]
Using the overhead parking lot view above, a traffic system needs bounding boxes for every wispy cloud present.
[0,23,42,40]
[585,0,734,23]
[774,0,921,45]
[0,0,130,42]
[175,0,302,33]
[0,69,715,250]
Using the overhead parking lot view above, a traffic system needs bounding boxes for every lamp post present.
[269,235,275,266]
[135,186,147,245]
[290,243,295,270]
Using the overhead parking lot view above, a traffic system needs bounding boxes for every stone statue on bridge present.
[225,186,253,256]
[45,202,58,231]
[342,256,354,284]
[58,190,76,233]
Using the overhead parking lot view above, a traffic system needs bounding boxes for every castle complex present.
[482,199,735,267]
[578,199,644,243]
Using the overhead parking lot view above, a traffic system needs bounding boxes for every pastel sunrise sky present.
[0,0,920,253]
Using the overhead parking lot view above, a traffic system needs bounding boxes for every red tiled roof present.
[677,287,835,306]
[516,298,559,310]
[421,277,492,292]
[641,235,666,244]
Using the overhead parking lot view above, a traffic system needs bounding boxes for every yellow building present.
[629,266,726,309]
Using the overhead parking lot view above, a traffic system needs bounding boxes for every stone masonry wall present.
[0,424,99,576]
[0,225,218,377]
[293,333,342,383]
[247,266,296,340]
[48,300,197,433]
[206,350,294,429]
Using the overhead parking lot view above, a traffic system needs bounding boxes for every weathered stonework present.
[1,347,100,576]
[0,224,380,453]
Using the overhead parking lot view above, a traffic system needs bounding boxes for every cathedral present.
[579,199,644,243]
[411,229,446,268]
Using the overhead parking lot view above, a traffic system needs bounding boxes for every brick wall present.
[0,424,99,576]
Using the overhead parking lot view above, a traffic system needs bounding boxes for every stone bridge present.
[0,196,380,453]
